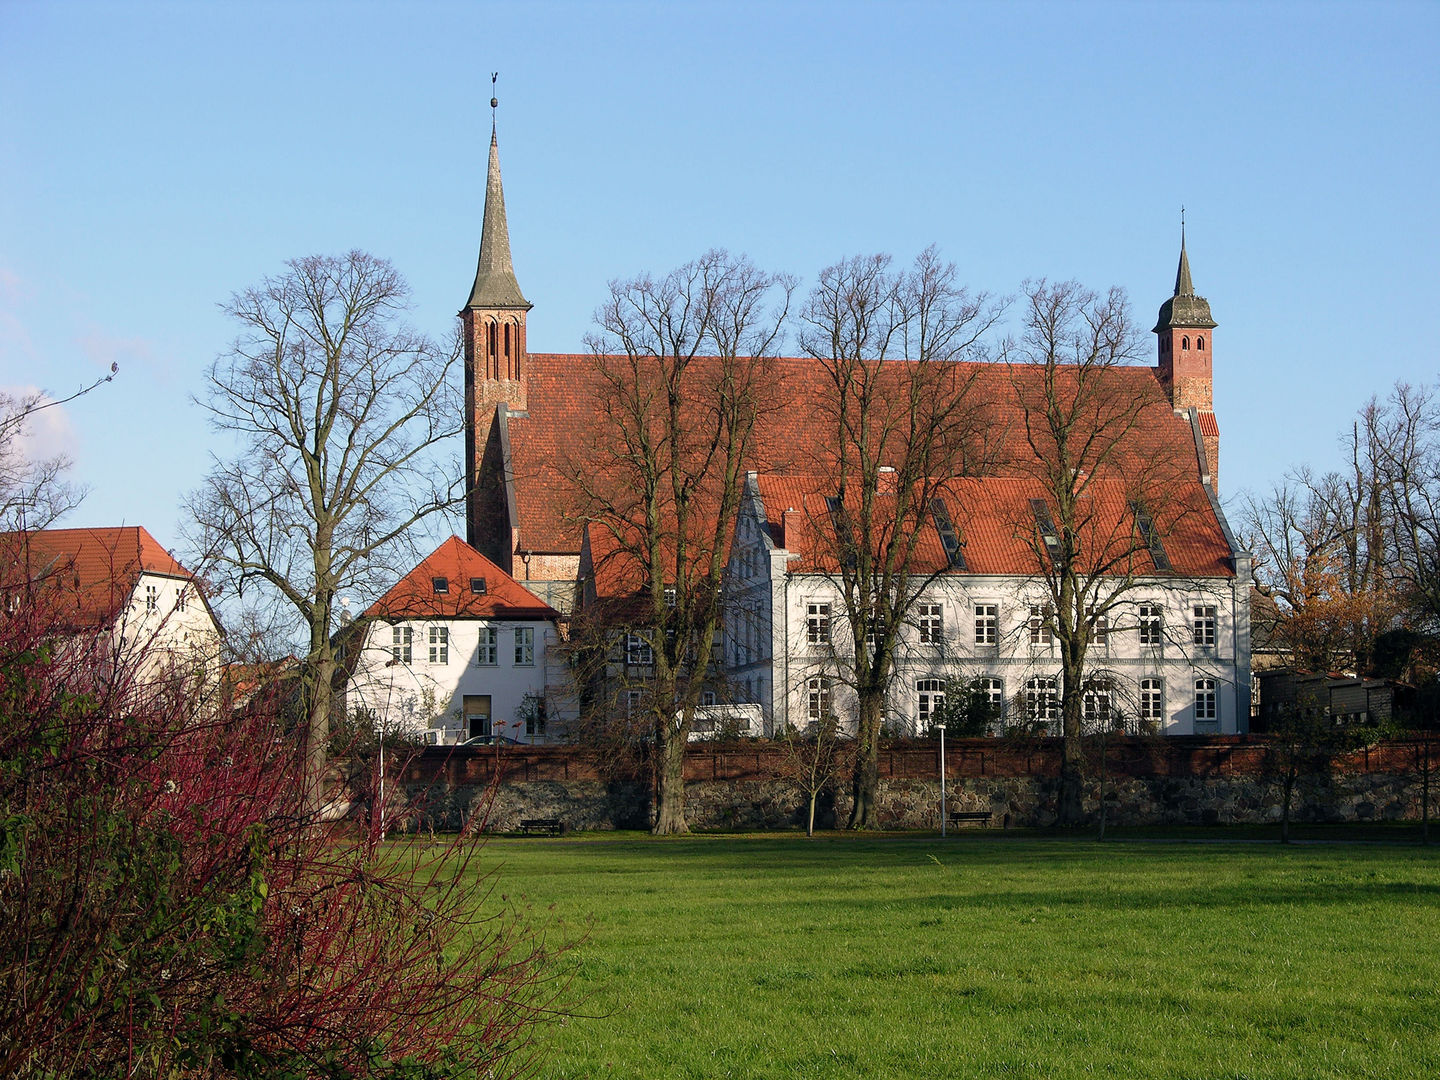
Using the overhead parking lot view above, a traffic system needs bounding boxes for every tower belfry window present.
[1197,336,1205,351]
[1182,335,1190,350]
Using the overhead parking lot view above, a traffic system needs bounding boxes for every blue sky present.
[2,0,1437,558]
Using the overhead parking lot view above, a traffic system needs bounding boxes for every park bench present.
[948,810,992,827]
[519,818,563,836]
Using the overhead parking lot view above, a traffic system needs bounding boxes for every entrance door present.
[463,695,492,739]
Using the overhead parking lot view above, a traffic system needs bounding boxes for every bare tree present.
[1003,280,1197,826]
[0,368,116,531]
[797,248,1002,829]
[566,250,793,834]
[1242,404,1401,675]
[1374,382,1440,636]
[776,718,854,836]
[186,252,462,812]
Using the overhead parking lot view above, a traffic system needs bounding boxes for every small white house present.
[1,526,224,702]
[342,537,572,744]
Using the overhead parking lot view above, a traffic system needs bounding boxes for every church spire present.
[1153,216,1215,332]
[465,76,530,312]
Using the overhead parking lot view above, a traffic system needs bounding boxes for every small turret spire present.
[465,75,530,311]
[1154,216,1214,332]
[1174,208,1195,297]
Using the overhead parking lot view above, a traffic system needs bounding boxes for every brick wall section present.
[391,737,1440,831]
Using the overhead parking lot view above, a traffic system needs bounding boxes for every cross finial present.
[490,72,499,134]
[1181,205,1186,241]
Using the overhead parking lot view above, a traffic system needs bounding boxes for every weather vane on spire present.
[1181,204,1186,240]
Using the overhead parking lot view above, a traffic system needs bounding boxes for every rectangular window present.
[918,603,944,645]
[476,627,497,666]
[1029,604,1052,645]
[525,697,547,737]
[807,677,833,722]
[145,584,158,612]
[979,676,1005,714]
[1138,603,1163,647]
[916,678,946,730]
[432,576,449,595]
[865,604,886,648]
[1140,678,1164,727]
[1193,604,1217,648]
[470,576,487,595]
[625,690,644,716]
[1194,678,1218,730]
[391,626,412,664]
[701,689,717,707]
[625,632,653,666]
[428,626,449,664]
[974,604,998,646]
[1025,676,1059,722]
[1088,606,1108,643]
[1083,679,1114,729]
[514,626,535,666]
[807,602,831,646]
[175,586,188,612]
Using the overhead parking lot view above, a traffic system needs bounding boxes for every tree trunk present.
[303,616,336,819]
[807,792,817,837]
[847,687,884,829]
[1058,663,1086,827]
[1281,767,1295,845]
[652,721,689,835]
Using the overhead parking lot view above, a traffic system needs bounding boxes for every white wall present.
[721,488,1250,738]
[346,617,573,744]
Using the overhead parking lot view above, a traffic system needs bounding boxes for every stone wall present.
[392,736,1438,832]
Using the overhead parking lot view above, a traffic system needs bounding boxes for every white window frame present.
[1139,677,1164,728]
[145,583,159,612]
[391,625,412,664]
[1194,677,1218,729]
[1082,678,1114,729]
[1192,604,1218,649]
[918,603,944,645]
[807,676,833,722]
[806,602,831,646]
[428,626,449,664]
[1138,603,1163,647]
[625,632,653,666]
[916,678,946,730]
[476,626,498,666]
[1025,676,1059,723]
[175,586,188,612]
[974,603,998,647]
[1028,603,1053,646]
[979,676,1005,717]
[514,626,535,666]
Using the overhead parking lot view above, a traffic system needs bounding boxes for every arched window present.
[1182,336,1190,350]
[1197,335,1205,351]
[504,322,511,359]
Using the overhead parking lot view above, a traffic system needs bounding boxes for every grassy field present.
[476,832,1440,1079]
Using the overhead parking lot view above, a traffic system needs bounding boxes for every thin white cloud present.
[1,384,79,464]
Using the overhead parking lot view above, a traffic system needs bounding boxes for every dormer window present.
[470,577,487,595]
[432,577,449,595]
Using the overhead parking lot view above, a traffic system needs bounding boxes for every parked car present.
[458,734,525,747]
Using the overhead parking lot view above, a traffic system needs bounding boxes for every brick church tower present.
[461,98,531,570]
[1154,229,1220,487]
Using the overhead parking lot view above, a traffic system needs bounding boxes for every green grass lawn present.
[476,833,1440,1079]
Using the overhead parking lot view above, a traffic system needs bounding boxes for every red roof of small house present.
[505,354,1203,557]
[362,536,557,621]
[754,472,1234,579]
[0,526,197,629]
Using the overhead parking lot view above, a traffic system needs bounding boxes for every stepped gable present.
[505,355,1205,558]
[2,525,195,629]
[753,473,1232,579]
[362,536,555,621]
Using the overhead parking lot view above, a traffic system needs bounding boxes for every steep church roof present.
[503,356,1208,558]
[1153,232,1217,332]
[464,127,531,311]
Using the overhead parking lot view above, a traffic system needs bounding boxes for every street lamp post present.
[938,724,947,838]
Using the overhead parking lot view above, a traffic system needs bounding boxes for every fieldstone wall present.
[390,737,1438,832]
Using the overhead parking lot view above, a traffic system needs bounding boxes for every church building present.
[458,114,1250,733]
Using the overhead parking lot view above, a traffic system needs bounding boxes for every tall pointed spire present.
[465,76,530,311]
[1174,217,1195,297]
[1154,216,1214,332]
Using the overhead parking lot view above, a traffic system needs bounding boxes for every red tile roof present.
[755,473,1233,579]
[0,526,196,629]
[362,536,557,620]
[507,354,1205,557]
